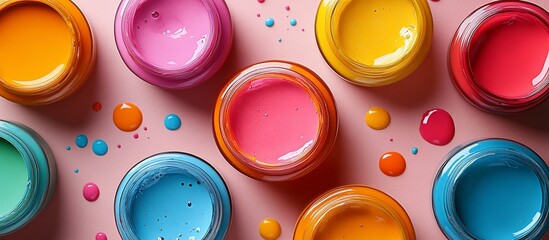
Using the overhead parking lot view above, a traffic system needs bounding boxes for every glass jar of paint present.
[0,120,56,236]
[294,185,416,239]
[114,0,233,89]
[315,0,433,87]
[433,138,549,239]
[115,152,231,240]
[449,1,549,113]
[0,0,95,105]
[213,61,338,181]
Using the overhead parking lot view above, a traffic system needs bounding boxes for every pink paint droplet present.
[258,0,265,3]
[95,232,107,240]
[83,183,100,202]
[257,13,261,17]
[133,133,139,139]
[117,144,121,148]
[301,28,305,32]
[285,5,290,11]
[144,127,148,131]
[419,108,455,146]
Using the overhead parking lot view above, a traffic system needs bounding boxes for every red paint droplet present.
[285,5,290,11]
[92,102,102,112]
[301,28,305,32]
[257,13,261,17]
[117,144,121,148]
[419,108,455,146]
[390,138,394,142]
[133,133,139,139]
[379,152,406,176]
[83,183,100,202]
[258,0,265,3]
[96,232,107,240]
[144,127,148,131]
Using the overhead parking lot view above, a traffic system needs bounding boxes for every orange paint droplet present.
[113,102,143,132]
[259,218,281,240]
[92,102,102,112]
[365,106,391,130]
[379,152,406,177]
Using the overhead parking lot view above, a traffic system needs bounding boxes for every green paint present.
[0,138,28,215]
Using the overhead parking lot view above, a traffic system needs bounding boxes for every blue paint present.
[74,168,79,173]
[278,38,282,42]
[115,153,231,240]
[411,147,418,155]
[92,139,108,156]
[265,17,275,27]
[75,134,88,148]
[65,146,71,151]
[290,18,297,26]
[164,114,181,131]
[433,139,549,239]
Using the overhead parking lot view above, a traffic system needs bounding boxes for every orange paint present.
[113,102,143,132]
[379,152,406,176]
[259,218,281,240]
[365,106,391,130]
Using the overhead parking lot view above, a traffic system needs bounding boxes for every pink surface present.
[228,78,318,164]
[2,0,549,239]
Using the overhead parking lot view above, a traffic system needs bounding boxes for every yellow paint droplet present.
[365,106,391,130]
[259,218,281,240]
[113,102,143,132]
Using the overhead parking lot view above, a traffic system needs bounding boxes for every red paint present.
[92,102,102,112]
[133,133,139,139]
[95,232,107,240]
[258,0,265,3]
[419,108,455,146]
[83,182,100,202]
[285,5,290,11]
[379,152,406,177]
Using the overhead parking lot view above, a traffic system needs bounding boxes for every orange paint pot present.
[0,0,95,105]
[294,185,415,240]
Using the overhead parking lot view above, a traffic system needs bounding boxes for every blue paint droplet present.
[74,168,79,173]
[412,147,418,155]
[92,139,108,156]
[278,38,282,42]
[164,113,181,131]
[65,146,71,151]
[75,134,88,148]
[290,18,297,26]
[265,17,275,27]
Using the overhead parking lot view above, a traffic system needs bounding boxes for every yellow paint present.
[314,204,403,239]
[365,106,391,130]
[0,2,72,84]
[259,218,281,240]
[335,0,418,66]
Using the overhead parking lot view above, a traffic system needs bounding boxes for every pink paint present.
[117,144,121,148]
[131,0,212,70]
[258,0,265,3]
[83,183,100,202]
[228,78,319,165]
[419,108,455,146]
[133,133,139,139]
[95,232,107,240]
[285,5,290,11]
[470,12,549,99]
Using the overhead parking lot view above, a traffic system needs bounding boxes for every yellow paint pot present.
[0,0,95,105]
[316,0,433,86]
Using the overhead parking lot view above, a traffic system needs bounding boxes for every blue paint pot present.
[433,138,549,239]
[114,152,231,240]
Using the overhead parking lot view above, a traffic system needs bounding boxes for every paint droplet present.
[285,5,290,11]
[290,18,297,26]
[74,168,79,173]
[113,102,143,132]
[365,106,391,130]
[144,127,148,131]
[412,147,418,155]
[259,218,281,240]
[117,144,121,148]
[164,113,182,131]
[265,18,275,27]
[301,28,305,32]
[379,152,406,177]
[133,133,139,139]
[258,0,265,3]
[187,201,192,207]
[92,139,108,156]
[257,13,261,17]
[75,134,88,148]
[419,108,455,146]
[151,11,159,18]
[65,146,71,151]
[83,182,100,202]
[278,38,282,42]
[92,102,102,112]
[96,232,107,240]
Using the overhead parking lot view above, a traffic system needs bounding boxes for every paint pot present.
[294,185,415,239]
[0,0,95,105]
[213,61,338,181]
[449,1,549,113]
[433,139,549,239]
[114,152,231,240]
[114,0,232,89]
[315,0,433,86]
[0,120,56,236]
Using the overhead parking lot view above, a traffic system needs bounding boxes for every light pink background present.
[3,0,549,239]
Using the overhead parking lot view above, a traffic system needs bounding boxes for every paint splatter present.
[75,134,88,148]
[290,18,297,26]
[92,102,102,112]
[419,108,455,146]
[74,168,79,173]
[259,218,281,240]
[95,232,107,240]
[133,133,139,139]
[411,147,418,155]
[113,102,143,132]
[164,113,182,131]
[365,106,391,130]
[83,182,100,202]
[379,152,406,177]
[265,18,275,27]
[285,5,290,11]
[92,139,108,156]
[65,146,71,151]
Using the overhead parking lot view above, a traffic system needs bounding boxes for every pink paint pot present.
[213,61,339,181]
[114,0,232,89]
[449,1,549,113]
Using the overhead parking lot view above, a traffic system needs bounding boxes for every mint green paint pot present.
[0,120,56,236]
